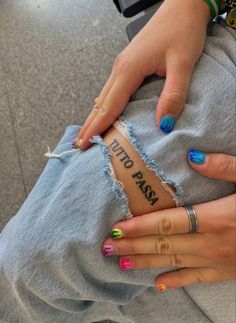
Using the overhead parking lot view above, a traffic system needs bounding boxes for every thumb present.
[188,150,236,183]
[156,59,193,134]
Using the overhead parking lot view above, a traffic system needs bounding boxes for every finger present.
[156,58,193,133]
[111,195,235,239]
[79,73,143,150]
[111,207,196,239]
[103,233,206,257]
[118,254,210,270]
[78,69,116,141]
[156,267,223,290]
[112,208,189,238]
[188,151,236,183]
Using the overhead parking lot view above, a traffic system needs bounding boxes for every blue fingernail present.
[189,149,206,164]
[160,116,175,133]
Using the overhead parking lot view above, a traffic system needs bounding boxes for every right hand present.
[76,0,211,150]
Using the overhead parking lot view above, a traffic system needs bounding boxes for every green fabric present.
[204,0,217,18]
[215,0,222,11]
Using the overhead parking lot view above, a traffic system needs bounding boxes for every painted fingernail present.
[188,149,206,164]
[120,257,133,270]
[158,284,167,293]
[72,138,82,149]
[160,116,175,133]
[111,228,123,239]
[102,244,116,256]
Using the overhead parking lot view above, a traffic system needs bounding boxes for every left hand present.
[76,0,211,150]
[102,152,236,291]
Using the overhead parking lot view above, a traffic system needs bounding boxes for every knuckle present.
[129,243,137,255]
[118,240,136,255]
[218,246,234,260]
[218,155,236,178]
[170,254,184,267]
[164,88,186,108]
[113,52,132,74]
[136,257,153,269]
[157,217,174,235]
[195,273,204,283]
[93,104,100,112]
[154,236,171,255]
[92,100,101,111]
[99,105,109,117]
[178,56,193,70]
[114,53,123,66]
[128,220,141,235]
[97,104,117,122]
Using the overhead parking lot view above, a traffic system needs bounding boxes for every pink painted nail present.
[119,257,133,270]
[102,245,115,257]
[72,138,77,146]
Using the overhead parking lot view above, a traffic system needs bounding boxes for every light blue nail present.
[189,149,206,164]
[160,116,175,134]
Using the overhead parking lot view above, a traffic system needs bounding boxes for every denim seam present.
[90,135,132,220]
[44,135,131,219]
[115,116,184,206]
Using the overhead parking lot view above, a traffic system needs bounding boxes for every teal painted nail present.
[160,116,175,133]
[189,149,206,164]
[111,228,123,239]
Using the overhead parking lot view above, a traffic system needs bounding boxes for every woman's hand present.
[76,0,211,150]
[102,152,236,291]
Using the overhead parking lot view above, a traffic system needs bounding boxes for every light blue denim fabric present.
[0,19,235,323]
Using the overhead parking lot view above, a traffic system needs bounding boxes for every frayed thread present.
[90,136,132,220]
[44,146,81,159]
[113,118,184,206]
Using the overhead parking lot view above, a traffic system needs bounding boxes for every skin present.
[76,0,234,289]
[102,153,236,289]
[103,126,176,216]
[77,0,212,150]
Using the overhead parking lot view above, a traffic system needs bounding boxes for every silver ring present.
[184,206,199,234]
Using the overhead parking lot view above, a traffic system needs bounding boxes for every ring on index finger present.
[184,206,199,234]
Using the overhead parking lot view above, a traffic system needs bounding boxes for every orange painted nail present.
[158,284,167,293]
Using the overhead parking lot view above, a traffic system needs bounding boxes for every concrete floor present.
[0,0,132,231]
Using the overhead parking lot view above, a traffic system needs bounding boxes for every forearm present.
[161,0,211,23]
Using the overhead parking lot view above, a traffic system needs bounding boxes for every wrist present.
[203,0,223,19]
[221,0,226,10]
[163,0,211,23]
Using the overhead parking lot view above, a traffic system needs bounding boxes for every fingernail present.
[188,149,206,164]
[72,138,82,149]
[158,284,167,293]
[102,244,116,256]
[160,116,175,133]
[120,257,133,270]
[111,228,123,239]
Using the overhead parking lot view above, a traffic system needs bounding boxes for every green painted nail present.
[111,228,123,239]
[72,138,82,149]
